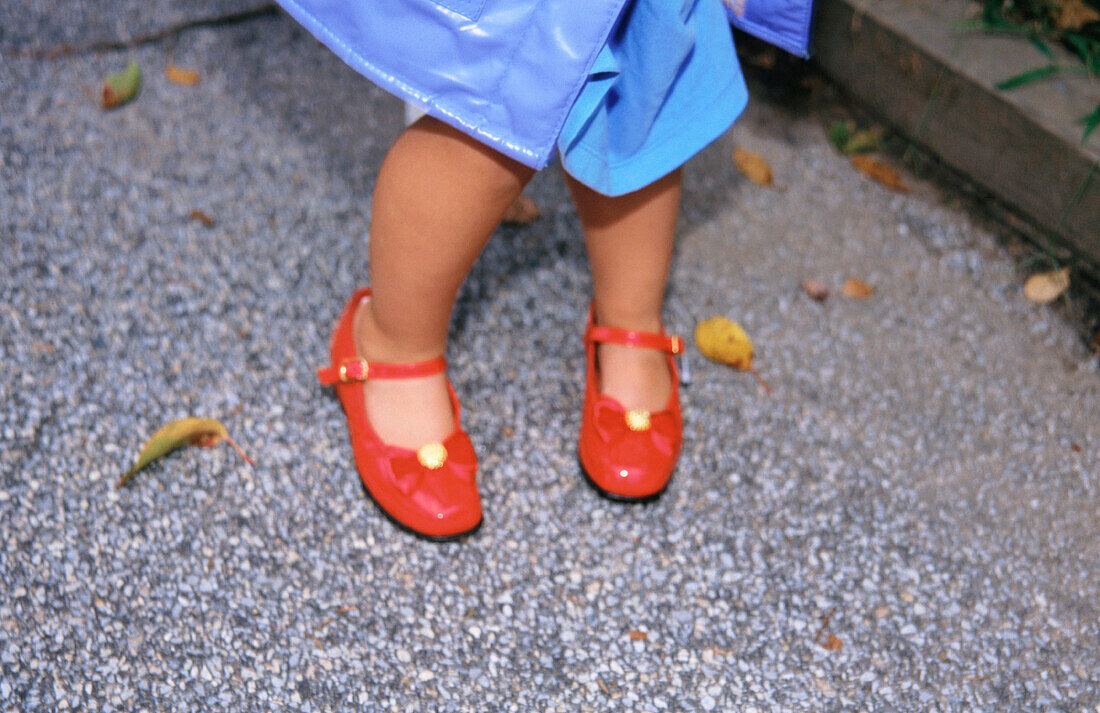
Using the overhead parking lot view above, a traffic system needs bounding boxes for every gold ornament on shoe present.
[416,442,448,470]
[625,409,651,432]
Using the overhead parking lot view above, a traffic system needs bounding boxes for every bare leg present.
[565,169,681,412]
[354,116,534,448]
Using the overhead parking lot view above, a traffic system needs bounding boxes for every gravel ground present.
[0,0,271,53]
[2,15,1099,712]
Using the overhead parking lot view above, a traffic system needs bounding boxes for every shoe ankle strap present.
[318,356,447,385]
[585,324,685,355]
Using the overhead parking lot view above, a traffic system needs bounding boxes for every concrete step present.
[813,0,1100,270]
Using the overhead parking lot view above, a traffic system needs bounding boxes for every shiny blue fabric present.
[275,0,627,169]
[557,0,749,196]
[275,0,814,170]
[725,0,814,57]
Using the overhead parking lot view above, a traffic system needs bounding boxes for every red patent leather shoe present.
[317,288,481,540]
[578,305,685,501]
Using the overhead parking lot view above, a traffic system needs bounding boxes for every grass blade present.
[1027,32,1054,58]
[1077,104,1100,141]
[995,64,1063,89]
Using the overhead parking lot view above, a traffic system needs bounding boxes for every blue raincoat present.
[275,0,813,170]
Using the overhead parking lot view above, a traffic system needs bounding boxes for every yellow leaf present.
[842,277,875,298]
[850,155,908,192]
[695,316,754,369]
[165,63,201,86]
[842,127,886,155]
[102,60,141,109]
[117,417,252,487]
[695,316,773,394]
[733,147,774,186]
[1023,267,1070,303]
[501,194,541,225]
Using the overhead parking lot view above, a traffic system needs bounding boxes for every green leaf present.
[828,120,851,152]
[982,0,1006,26]
[982,16,1023,31]
[1063,33,1100,74]
[995,64,1062,89]
[1027,31,1054,58]
[102,60,141,109]
[1077,104,1100,141]
[117,416,252,487]
[980,6,1021,31]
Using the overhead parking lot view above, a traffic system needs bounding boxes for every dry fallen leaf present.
[694,316,772,394]
[501,194,541,225]
[821,634,843,651]
[733,147,774,186]
[801,278,829,302]
[695,316,754,369]
[850,155,908,192]
[117,416,252,487]
[1056,0,1099,29]
[842,277,875,299]
[102,60,141,109]
[189,209,215,227]
[1023,267,1070,304]
[629,630,647,641]
[165,63,201,86]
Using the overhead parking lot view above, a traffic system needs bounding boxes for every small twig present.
[812,607,837,645]
[223,433,255,467]
[748,367,774,396]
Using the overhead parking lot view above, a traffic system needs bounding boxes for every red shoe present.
[317,288,481,540]
[578,305,685,501]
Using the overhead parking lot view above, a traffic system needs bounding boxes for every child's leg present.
[354,116,535,449]
[565,169,681,412]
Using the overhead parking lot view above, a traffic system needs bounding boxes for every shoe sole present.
[576,453,669,504]
[358,479,482,543]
